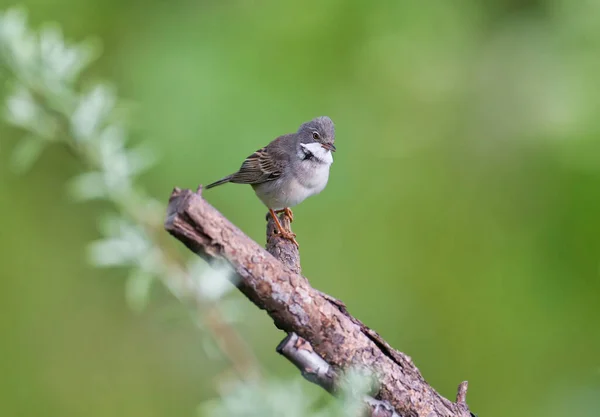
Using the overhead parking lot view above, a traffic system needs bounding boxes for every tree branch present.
[277,332,401,417]
[164,187,472,417]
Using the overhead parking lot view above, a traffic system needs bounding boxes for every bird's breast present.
[253,156,332,210]
[297,161,330,192]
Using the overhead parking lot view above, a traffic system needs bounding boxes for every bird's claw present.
[275,208,294,223]
[284,208,294,223]
[275,228,299,248]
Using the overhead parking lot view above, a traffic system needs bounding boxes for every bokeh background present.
[2,0,600,416]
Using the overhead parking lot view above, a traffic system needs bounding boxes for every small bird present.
[206,116,336,247]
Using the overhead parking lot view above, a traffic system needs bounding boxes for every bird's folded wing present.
[229,136,290,185]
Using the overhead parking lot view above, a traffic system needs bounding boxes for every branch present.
[164,187,472,417]
[277,333,401,417]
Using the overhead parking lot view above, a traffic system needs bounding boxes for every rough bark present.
[165,187,472,417]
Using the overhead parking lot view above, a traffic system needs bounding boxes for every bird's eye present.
[312,132,320,140]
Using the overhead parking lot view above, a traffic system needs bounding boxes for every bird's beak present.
[321,143,336,152]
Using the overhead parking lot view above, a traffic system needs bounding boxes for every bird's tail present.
[205,175,233,189]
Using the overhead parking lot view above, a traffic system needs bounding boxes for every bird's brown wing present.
[229,135,292,185]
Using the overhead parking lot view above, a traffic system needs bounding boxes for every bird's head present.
[297,116,336,152]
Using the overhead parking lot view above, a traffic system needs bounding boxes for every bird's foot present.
[275,208,294,223]
[276,228,299,248]
[284,207,294,223]
[269,208,299,248]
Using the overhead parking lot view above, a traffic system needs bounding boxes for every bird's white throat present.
[300,142,334,164]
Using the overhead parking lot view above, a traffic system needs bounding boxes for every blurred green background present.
[1,0,600,416]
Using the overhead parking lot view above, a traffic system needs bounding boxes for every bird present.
[205,116,336,247]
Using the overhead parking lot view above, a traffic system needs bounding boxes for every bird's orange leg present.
[275,208,294,223]
[269,209,299,247]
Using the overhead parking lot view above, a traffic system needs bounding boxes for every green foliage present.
[202,370,374,417]
[0,8,163,314]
